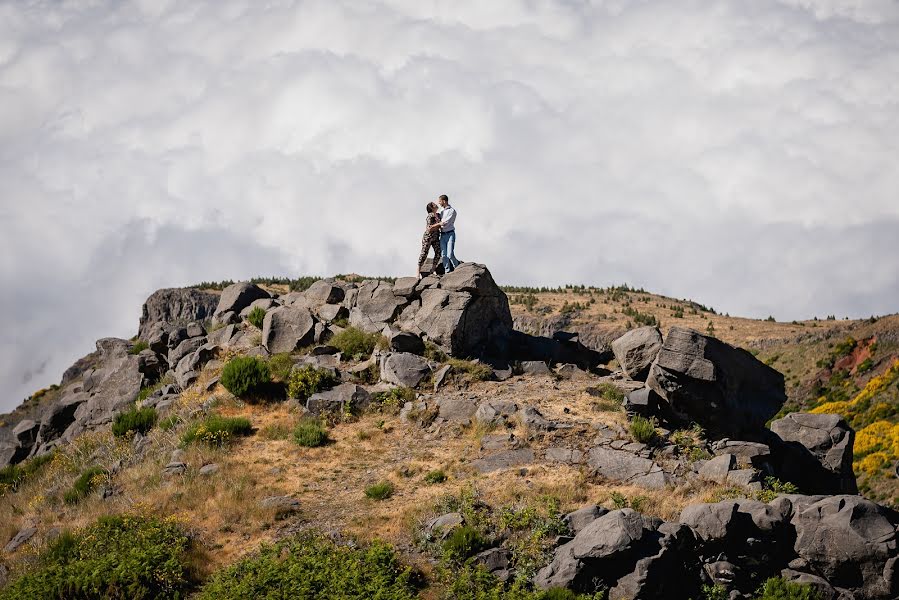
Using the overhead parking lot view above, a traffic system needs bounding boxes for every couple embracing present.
[417,194,461,279]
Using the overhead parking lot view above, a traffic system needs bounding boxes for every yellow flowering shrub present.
[858,452,890,476]
[813,359,899,421]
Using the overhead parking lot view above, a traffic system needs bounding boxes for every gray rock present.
[380,352,431,388]
[563,505,609,535]
[427,512,464,537]
[587,447,669,488]
[714,440,772,468]
[726,468,761,486]
[571,509,652,559]
[555,363,589,380]
[168,336,206,367]
[519,360,552,375]
[392,277,420,297]
[791,495,898,599]
[260,495,301,515]
[481,433,517,451]
[611,326,663,381]
[518,406,557,431]
[186,322,206,338]
[163,461,187,476]
[699,453,736,483]
[475,400,518,426]
[316,304,348,323]
[646,327,786,437]
[12,420,39,452]
[390,331,425,355]
[262,306,316,354]
[214,282,270,319]
[471,448,535,473]
[239,297,276,319]
[199,463,220,476]
[473,547,512,574]
[353,280,408,324]
[433,364,452,391]
[305,280,345,306]
[623,387,663,418]
[206,324,237,347]
[770,412,857,494]
[306,383,370,415]
[494,367,513,381]
[138,288,219,340]
[545,447,585,464]
[4,527,37,553]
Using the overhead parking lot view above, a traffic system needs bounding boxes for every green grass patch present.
[372,387,416,414]
[293,419,329,447]
[424,469,447,484]
[63,466,107,505]
[268,353,295,381]
[586,383,625,411]
[112,406,158,438]
[196,533,416,600]
[181,414,252,447]
[0,452,54,495]
[329,327,385,359]
[447,358,494,382]
[127,340,149,355]
[0,514,195,600]
[629,415,657,444]
[365,480,395,500]
[754,577,822,600]
[247,306,266,329]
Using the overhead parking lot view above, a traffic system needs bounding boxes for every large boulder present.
[306,383,371,415]
[262,306,316,354]
[770,413,857,495]
[791,495,899,599]
[351,281,408,331]
[587,447,670,489]
[138,288,219,340]
[304,280,345,306]
[214,282,269,320]
[611,327,663,381]
[398,263,512,357]
[646,327,786,437]
[380,352,431,388]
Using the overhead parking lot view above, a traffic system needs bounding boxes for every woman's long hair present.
[426,202,438,213]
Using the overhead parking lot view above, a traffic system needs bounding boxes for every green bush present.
[755,477,800,503]
[127,340,149,355]
[448,359,494,382]
[365,480,395,500]
[112,406,158,438]
[329,327,384,359]
[0,514,195,600]
[587,383,625,411]
[247,306,267,329]
[220,356,271,398]
[629,415,657,444]
[0,452,54,495]
[288,365,338,400]
[63,466,107,505]
[196,533,417,600]
[159,415,180,431]
[181,414,253,447]
[424,469,448,484]
[442,525,487,563]
[442,565,604,600]
[293,419,329,447]
[372,387,416,413]
[755,577,822,600]
[268,353,295,381]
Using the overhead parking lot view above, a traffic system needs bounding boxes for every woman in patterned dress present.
[417,202,442,278]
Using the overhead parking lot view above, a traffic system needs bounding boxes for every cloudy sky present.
[1,0,898,411]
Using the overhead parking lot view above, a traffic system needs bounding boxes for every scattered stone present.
[493,367,513,381]
[433,364,452,391]
[306,383,371,415]
[475,400,518,426]
[726,469,761,487]
[199,463,220,476]
[260,495,301,515]
[518,406,557,431]
[556,364,589,380]
[587,447,669,488]
[481,433,518,451]
[770,413,857,494]
[471,448,535,474]
[304,280,345,306]
[519,360,552,376]
[563,505,609,535]
[427,512,464,537]
[611,326,663,381]
[380,352,431,388]
[138,288,219,339]
[545,447,584,465]
[163,462,187,476]
[4,527,37,553]
[699,453,736,484]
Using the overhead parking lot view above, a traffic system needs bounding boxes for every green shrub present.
[112,406,158,438]
[442,525,486,563]
[857,358,874,374]
[424,469,448,484]
[293,419,329,447]
[197,533,416,600]
[0,514,194,600]
[181,414,253,447]
[372,387,416,413]
[268,353,295,381]
[755,476,800,503]
[442,565,604,600]
[587,383,625,411]
[137,382,162,403]
[63,466,107,505]
[702,584,729,600]
[425,341,449,362]
[220,356,271,398]
[365,480,394,500]
[0,452,54,495]
[755,577,822,600]
[247,306,266,329]
[127,340,149,355]
[159,415,180,431]
[629,415,657,444]
[329,327,383,359]
[288,365,338,400]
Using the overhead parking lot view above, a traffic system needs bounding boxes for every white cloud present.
[1,0,898,411]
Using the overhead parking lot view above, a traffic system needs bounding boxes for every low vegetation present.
[329,326,385,359]
[587,383,625,411]
[293,419,329,447]
[365,480,395,500]
[0,452,54,495]
[127,340,149,355]
[196,533,417,599]
[0,515,196,600]
[220,356,272,398]
[372,387,416,414]
[181,414,253,447]
[447,358,494,382]
[628,415,657,444]
[111,406,158,438]
[63,466,107,505]
[247,306,267,329]
[287,365,339,400]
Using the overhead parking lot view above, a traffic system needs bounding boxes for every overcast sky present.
[1,0,898,412]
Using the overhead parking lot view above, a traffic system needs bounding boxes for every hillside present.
[1,265,897,599]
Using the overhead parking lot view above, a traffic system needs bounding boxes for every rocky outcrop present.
[380,352,431,388]
[646,327,786,437]
[611,326,663,381]
[262,306,316,354]
[138,288,219,340]
[770,413,858,495]
[213,282,270,321]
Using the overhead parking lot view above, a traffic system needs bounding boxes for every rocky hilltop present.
[1,263,897,599]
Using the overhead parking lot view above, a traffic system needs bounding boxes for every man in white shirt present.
[431,194,461,274]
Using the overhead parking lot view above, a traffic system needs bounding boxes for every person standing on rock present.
[431,194,460,274]
[417,202,442,279]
